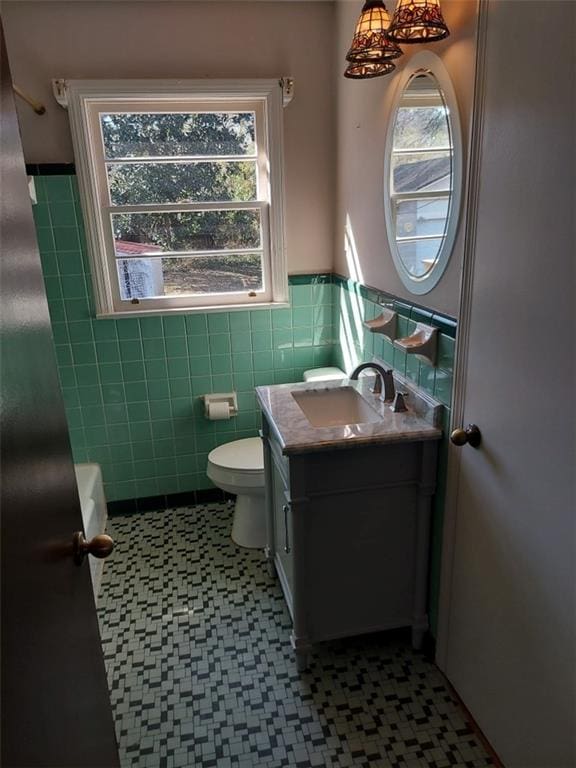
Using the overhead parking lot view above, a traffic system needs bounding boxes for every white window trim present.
[65,79,288,316]
[383,52,463,296]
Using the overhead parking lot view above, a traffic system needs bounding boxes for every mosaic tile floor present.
[98,503,495,768]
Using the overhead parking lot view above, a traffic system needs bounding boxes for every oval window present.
[384,52,462,294]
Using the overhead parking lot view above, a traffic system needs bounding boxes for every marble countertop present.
[255,377,442,455]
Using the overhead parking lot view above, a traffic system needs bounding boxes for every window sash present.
[107,204,272,311]
[105,155,257,165]
[115,251,265,264]
[105,200,265,215]
[395,234,446,244]
[65,81,286,315]
[106,201,266,259]
[93,101,270,309]
[398,93,445,109]
[391,146,452,155]
[89,99,268,210]
[116,253,267,301]
[391,190,451,203]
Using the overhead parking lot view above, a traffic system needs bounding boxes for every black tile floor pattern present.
[98,503,495,768]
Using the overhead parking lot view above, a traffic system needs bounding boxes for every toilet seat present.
[208,437,263,472]
[207,437,264,491]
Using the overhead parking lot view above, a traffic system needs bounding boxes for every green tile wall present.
[332,276,455,405]
[332,276,457,637]
[35,174,457,638]
[34,175,336,503]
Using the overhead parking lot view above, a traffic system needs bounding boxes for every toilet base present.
[231,493,266,549]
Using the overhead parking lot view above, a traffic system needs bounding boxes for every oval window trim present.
[384,51,463,295]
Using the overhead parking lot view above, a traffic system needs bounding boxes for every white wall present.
[334,0,478,317]
[1,0,336,275]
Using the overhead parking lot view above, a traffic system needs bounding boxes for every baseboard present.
[107,488,235,516]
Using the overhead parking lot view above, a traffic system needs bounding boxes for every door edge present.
[435,0,490,671]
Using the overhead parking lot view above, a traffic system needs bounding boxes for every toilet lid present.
[208,437,264,472]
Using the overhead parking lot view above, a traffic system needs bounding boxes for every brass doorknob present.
[73,532,114,566]
[450,424,481,448]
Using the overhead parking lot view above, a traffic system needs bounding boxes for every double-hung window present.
[66,80,287,315]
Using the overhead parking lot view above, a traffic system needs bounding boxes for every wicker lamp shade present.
[388,0,450,43]
[346,0,403,63]
[344,60,397,80]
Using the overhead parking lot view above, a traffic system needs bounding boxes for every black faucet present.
[350,362,396,402]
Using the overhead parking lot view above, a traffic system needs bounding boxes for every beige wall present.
[334,0,478,317]
[2,0,478,301]
[1,0,336,274]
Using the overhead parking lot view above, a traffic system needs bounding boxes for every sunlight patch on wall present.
[343,214,367,352]
[339,303,359,373]
[338,279,369,373]
[344,214,364,285]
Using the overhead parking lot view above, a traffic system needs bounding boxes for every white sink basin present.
[291,387,382,428]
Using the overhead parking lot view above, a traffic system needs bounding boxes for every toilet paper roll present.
[207,401,231,421]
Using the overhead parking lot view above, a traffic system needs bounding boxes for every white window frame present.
[383,52,463,296]
[65,79,288,316]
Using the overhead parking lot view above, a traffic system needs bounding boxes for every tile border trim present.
[333,273,457,338]
[27,163,76,176]
[107,488,235,516]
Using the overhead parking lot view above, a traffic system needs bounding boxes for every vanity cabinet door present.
[271,458,294,614]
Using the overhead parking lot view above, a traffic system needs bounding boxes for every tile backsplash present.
[332,275,456,407]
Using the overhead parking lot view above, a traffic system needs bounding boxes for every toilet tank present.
[303,367,346,383]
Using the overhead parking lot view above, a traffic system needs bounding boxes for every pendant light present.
[345,0,402,80]
[387,0,450,44]
[344,60,397,80]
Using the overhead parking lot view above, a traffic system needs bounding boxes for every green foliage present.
[394,106,448,150]
[104,111,261,255]
[112,210,261,253]
[102,112,255,158]
[108,162,256,206]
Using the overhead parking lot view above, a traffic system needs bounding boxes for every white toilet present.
[207,437,265,548]
[206,367,346,549]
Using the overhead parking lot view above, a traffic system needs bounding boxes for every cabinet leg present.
[290,632,312,672]
[264,546,275,577]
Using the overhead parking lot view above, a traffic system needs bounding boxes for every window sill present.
[95,301,290,320]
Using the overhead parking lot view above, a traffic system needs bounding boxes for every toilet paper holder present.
[203,392,238,419]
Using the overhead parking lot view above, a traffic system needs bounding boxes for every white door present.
[437,2,575,767]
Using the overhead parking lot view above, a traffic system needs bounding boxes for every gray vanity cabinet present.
[269,457,294,608]
[261,416,439,671]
